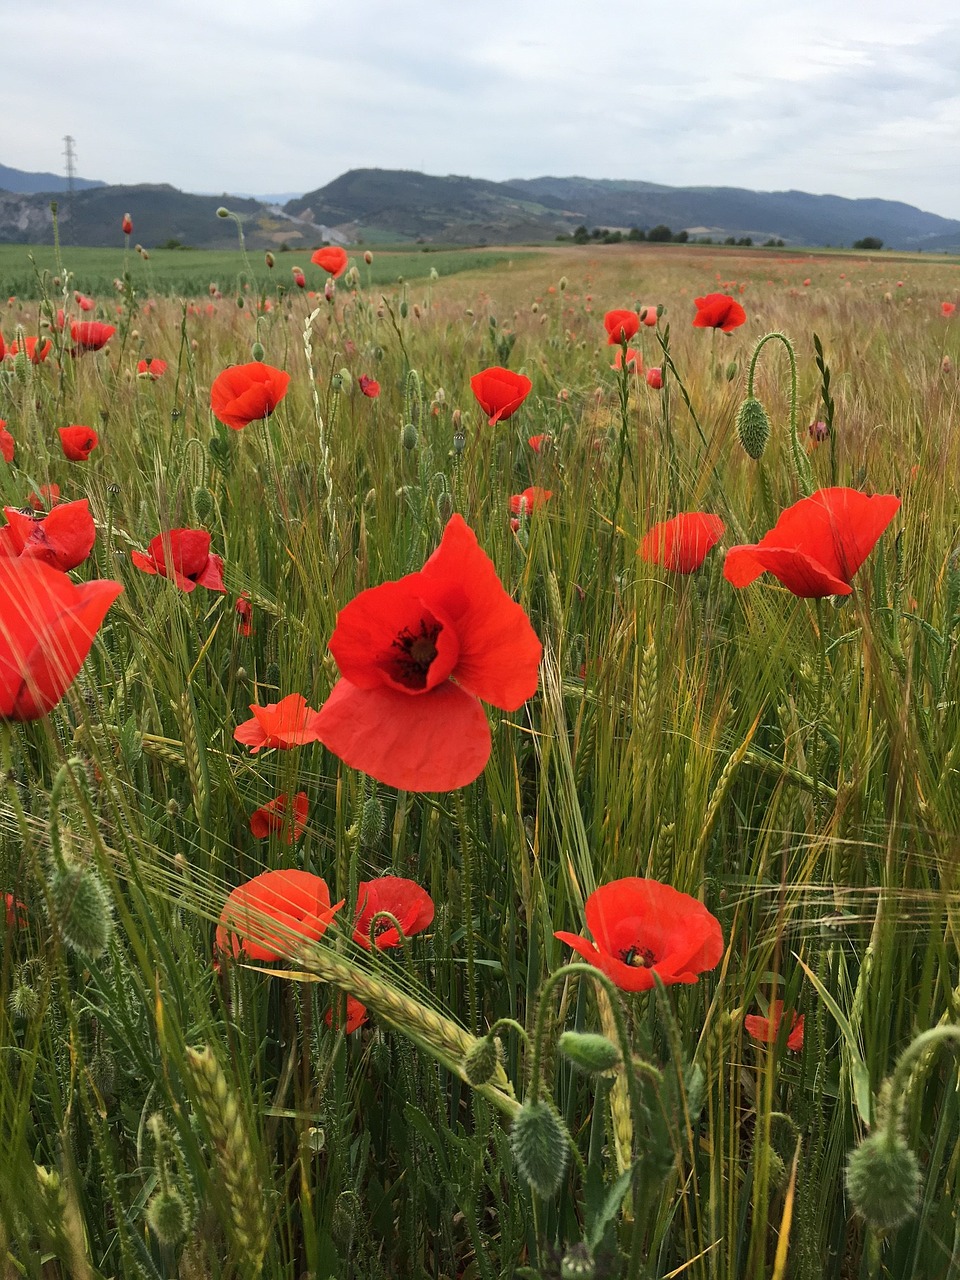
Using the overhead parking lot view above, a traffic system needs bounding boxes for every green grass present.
[1,242,959,1279]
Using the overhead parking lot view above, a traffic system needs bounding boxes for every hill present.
[0,162,105,194]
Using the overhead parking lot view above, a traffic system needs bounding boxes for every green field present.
[1,241,960,1279]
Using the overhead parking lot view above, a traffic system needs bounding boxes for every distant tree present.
[737,237,753,247]
[602,230,623,244]
[572,225,589,244]
[647,224,673,243]
[672,230,689,243]
[723,236,737,246]
[698,237,715,245]
[853,236,884,250]
[627,227,645,241]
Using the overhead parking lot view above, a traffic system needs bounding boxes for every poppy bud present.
[464,1034,502,1086]
[47,863,113,959]
[264,661,281,689]
[438,492,454,523]
[402,423,418,450]
[451,408,462,431]
[193,486,215,524]
[338,368,353,393]
[324,279,335,302]
[845,1130,921,1229]
[122,213,133,235]
[736,396,771,460]
[331,374,343,392]
[264,252,275,268]
[146,1188,191,1246]
[251,341,265,362]
[725,361,738,381]
[399,300,408,319]
[332,1190,362,1246]
[359,793,384,848]
[364,250,373,265]
[216,206,230,218]
[9,982,40,1020]
[510,1100,571,1198]
[559,276,568,291]
[558,1030,621,1074]
[14,352,29,384]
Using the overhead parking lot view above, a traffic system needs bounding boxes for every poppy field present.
[1,228,960,1280]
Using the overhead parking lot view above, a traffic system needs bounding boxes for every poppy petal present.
[316,678,492,791]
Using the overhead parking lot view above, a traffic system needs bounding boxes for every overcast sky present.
[4,0,958,217]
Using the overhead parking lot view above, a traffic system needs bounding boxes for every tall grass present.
[1,241,959,1278]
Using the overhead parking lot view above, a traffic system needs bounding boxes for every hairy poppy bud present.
[146,1188,191,1246]
[48,863,113,959]
[402,423,418,450]
[464,1034,502,1087]
[251,341,265,362]
[193,486,215,524]
[510,1100,571,1198]
[558,1030,621,1074]
[399,300,408,319]
[845,1130,921,1229]
[736,396,771,460]
[725,360,738,381]
[359,793,384,848]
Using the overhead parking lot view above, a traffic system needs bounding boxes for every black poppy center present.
[387,619,441,690]
[621,945,656,968]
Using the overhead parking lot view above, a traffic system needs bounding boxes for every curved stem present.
[747,331,814,496]
[884,1025,960,1144]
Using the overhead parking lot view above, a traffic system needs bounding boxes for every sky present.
[4,0,959,218]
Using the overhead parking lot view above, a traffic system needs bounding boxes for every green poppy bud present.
[845,1130,921,1230]
[509,1100,571,1198]
[402,423,418,450]
[464,1034,502,1087]
[48,864,113,959]
[251,341,265,362]
[725,360,738,381]
[193,486,215,524]
[399,300,408,319]
[558,1031,621,1074]
[146,1188,191,1246]
[216,206,230,218]
[736,396,771,460]
[338,368,353,394]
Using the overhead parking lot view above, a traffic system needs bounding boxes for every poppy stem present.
[814,598,827,809]
[746,332,814,497]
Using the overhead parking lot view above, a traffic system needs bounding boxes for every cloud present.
[2,0,957,216]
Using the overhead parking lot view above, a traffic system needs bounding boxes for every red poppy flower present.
[74,293,95,312]
[555,877,724,993]
[510,486,553,516]
[724,487,901,598]
[137,358,167,379]
[0,424,13,464]
[236,592,253,637]
[639,512,725,574]
[324,994,369,1033]
[131,528,226,593]
[0,334,4,361]
[646,368,663,390]
[234,692,325,753]
[745,1000,804,1052]
[28,484,61,511]
[692,293,747,332]
[58,425,98,461]
[9,336,51,364]
[528,433,552,454]
[216,869,343,961]
[315,514,542,792]
[352,876,434,950]
[311,245,349,277]
[603,310,640,345]
[0,559,123,720]
[358,375,380,398]
[612,348,641,372]
[291,267,306,289]
[942,302,956,318]
[210,361,291,430]
[0,500,96,572]
[122,212,133,236]
[639,306,658,327]
[249,791,309,843]
[70,321,115,353]
[4,893,28,928]
[470,366,533,426]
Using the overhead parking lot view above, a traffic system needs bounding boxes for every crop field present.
[1,235,960,1280]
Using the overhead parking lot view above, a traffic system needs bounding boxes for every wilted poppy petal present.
[316,678,492,792]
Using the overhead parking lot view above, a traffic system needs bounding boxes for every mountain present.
[0,162,105,194]
[1,163,958,251]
